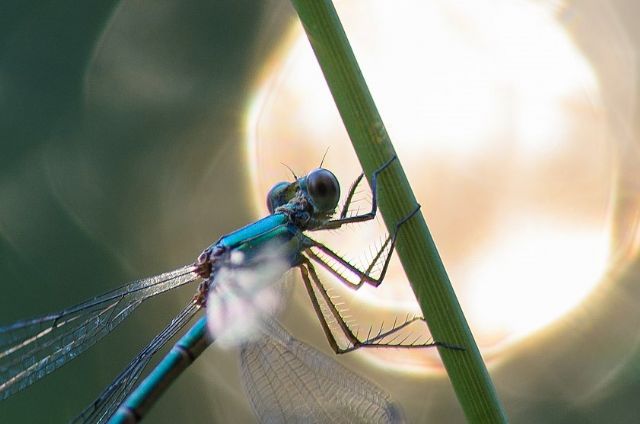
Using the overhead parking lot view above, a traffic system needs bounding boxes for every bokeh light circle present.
[246,0,615,371]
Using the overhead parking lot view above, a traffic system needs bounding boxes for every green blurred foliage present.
[0,1,288,422]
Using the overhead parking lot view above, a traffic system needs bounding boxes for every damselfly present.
[0,156,450,422]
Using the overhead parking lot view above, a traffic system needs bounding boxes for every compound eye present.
[306,168,340,212]
[266,181,290,214]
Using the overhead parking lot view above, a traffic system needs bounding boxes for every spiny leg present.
[304,204,421,289]
[303,259,417,353]
[299,258,409,353]
[338,173,364,219]
[317,155,398,230]
[299,258,457,354]
[298,261,348,353]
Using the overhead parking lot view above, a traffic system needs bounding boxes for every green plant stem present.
[288,1,508,422]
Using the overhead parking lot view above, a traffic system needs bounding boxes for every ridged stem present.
[288,1,508,422]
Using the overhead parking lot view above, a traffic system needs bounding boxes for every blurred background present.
[1,0,640,422]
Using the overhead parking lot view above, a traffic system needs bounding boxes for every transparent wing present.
[0,265,199,400]
[72,301,202,424]
[240,319,405,424]
[206,249,290,347]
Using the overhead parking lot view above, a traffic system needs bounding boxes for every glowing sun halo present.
[246,0,613,370]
